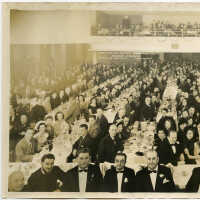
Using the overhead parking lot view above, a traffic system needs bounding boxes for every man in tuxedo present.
[103,151,136,192]
[63,148,103,192]
[26,153,65,192]
[98,124,124,163]
[157,131,183,166]
[185,167,200,192]
[136,150,176,192]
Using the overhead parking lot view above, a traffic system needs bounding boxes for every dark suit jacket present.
[63,164,103,192]
[157,138,182,166]
[185,167,200,192]
[98,135,124,163]
[135,165,176,192]
[96,115,109,139]
[67,134,96,162]
[26,166,65,192]
[141,104,155,121]
[50,97,61,110]
[103,166,136,192]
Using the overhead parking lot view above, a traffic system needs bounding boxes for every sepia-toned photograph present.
[2,2,200,199]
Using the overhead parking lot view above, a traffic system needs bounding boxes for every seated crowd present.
[9,57,200,192]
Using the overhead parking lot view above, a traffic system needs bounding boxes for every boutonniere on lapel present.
[162,178,170,184]
[124,177,128,183]
[159,174,170,184]
[159,174,165,179]
[57,179,63,188]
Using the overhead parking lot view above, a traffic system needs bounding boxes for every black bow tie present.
[78,169,88,173]
[148,170,157,174]
[116,170,124,173]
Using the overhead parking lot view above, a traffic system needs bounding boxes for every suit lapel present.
[79,136,84,147]
[121,168,127,192]
[147,175,154,192]
[112,167,119,192]
[167,139,176,156]
[145,169,154,192]
[155,166,163,192]
[86,165,92,192]
[74,167,80,192]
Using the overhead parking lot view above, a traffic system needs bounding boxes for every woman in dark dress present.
[154,129,166,149]
[184,127,197,164]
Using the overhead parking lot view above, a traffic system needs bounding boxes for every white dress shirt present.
[117,172,123,192]
[198,184,200,192]
[171,145,176,154]
[168,138,176,154]
[78,169,88,192]
[149,166,158,191]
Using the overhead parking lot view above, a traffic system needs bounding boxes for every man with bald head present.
[8,171,25,192]
[135,150,176,192]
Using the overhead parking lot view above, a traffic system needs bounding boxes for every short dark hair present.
[41,153,55,162]
[55,111,64,120]
[185,126,194,134]
[178,118,188,125]
[77,147,91,157]
[115,151,127,162]
[80,124,88,130]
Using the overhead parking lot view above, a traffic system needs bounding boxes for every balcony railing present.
[91,27,200,37]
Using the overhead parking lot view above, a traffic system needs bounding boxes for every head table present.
[8,160,199,190]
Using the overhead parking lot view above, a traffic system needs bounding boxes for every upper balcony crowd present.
[92,17,200,37]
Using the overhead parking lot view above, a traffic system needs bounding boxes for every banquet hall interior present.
[8,4,200,192]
